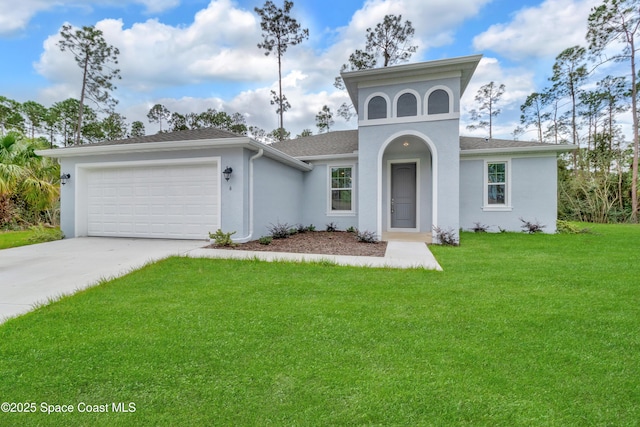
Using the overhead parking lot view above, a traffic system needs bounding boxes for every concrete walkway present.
[187,240,442,270]
[1,237,441,323]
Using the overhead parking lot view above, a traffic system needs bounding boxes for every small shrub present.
[306,224,316,232]
[326,222,338,232]
[556,220,592,234]
[471,222,489,233]
[27,224,64,243]
[346,226,356,233]
[209,229,237,246]
[356,229,378,243]
[519,218,546,234]
[432,226,459,246]
[288,227,298,236]
[296,223,307,233]
[498,226,507,233]
[268,222,292,239]
[258,236,272,245]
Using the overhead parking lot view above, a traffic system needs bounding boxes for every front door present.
[390,162,417,229]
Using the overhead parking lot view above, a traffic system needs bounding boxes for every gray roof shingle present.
[272,131,566,158]
[84,127,243,147]
[271,130,359,157]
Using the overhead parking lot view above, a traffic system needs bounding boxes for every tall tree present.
[255,0,309,140]
[147,104,171,133]
[101,112,128,140]
[365,14,418,67]
[21,101,47,139]
[169,112,188,132]
[0,96,25,135]
[58,24,121,145]
[466,81,506,138]
[315,105,334,133]
[335,15,417,121]
[588,0,640,222]
[130,121,145,138]
[520,92,551,143]
[550,46,588,150]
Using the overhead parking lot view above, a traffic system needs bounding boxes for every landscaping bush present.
[27,224,64,243]
[209,229,237,246]
[556,220,592,234]
[326,222,338,232]
[258,236,272,245]
[432,226,459,246]
[471,222,489,233]
[520,218,546,234]
[356,229,378,243]
[268,222,292,239]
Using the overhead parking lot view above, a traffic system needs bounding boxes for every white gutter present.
[233,148,264,243]
[460,144,576,156]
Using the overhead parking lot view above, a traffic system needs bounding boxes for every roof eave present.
[36,137,313,172]
[460,144,576,156]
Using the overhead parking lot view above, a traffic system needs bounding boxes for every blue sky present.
[0,0,604,138]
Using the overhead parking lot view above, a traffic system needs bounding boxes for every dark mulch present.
[208,231,387,257]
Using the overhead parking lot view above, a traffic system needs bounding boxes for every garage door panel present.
[86,162,219,239]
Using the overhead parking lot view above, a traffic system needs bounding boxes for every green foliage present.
[27,224,64,243]
[556,220,592,234]
[346,226,356,233]
[258,236,272,245]
[209,229,237,246]
[466,81,506,138]
[306,224,316,232]
[315,105,334,133]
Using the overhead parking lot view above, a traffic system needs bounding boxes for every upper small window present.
[397,93,417,117]
[428,89,450,115]
[367,96,387,119]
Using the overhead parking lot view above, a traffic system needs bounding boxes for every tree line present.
[464,0,640,223]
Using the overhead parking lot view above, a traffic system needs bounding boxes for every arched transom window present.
[397,93,418,117]
[367,96,387,119]
[428,89,450,115]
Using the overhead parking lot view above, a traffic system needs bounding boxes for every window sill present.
[482,205,513,212]
[327,211,357,217]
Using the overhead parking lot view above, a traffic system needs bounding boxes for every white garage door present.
[86,162,219,239]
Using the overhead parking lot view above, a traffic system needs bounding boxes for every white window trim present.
[483,158,512,212]
[425,85,454,116]
[327,163,356,216]
[363,92,391,121]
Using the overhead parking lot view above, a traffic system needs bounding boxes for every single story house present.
[38,55,573,243]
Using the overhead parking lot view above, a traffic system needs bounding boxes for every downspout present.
[233,148,264,243]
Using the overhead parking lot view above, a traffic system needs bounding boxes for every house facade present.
[38,55,573,243]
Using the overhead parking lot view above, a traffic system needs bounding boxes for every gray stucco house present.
[38,55,573,244]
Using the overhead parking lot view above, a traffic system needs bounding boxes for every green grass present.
[0,227,62,249]
[0,223,638,425]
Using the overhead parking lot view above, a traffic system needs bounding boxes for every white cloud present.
[0,0,181,36]
[473,0,601,60]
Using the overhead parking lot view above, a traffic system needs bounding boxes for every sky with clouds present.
[0,0,607,140]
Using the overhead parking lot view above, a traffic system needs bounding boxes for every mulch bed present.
[208,231,387,257]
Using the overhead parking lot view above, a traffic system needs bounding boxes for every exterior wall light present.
[223,166,233,182]
[60,173,71,185]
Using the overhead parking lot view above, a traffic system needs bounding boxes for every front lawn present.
[0,224,638,425]
[0,226,62,250]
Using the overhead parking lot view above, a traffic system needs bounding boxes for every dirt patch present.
[208,231,387,257]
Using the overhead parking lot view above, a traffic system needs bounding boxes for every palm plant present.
[0,133,60,227]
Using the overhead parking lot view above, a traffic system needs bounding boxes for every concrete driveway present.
[0,237,207,323]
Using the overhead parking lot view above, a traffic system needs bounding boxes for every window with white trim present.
[330,166,353,212]
[367,96,387,119]
[487,162,507,205]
